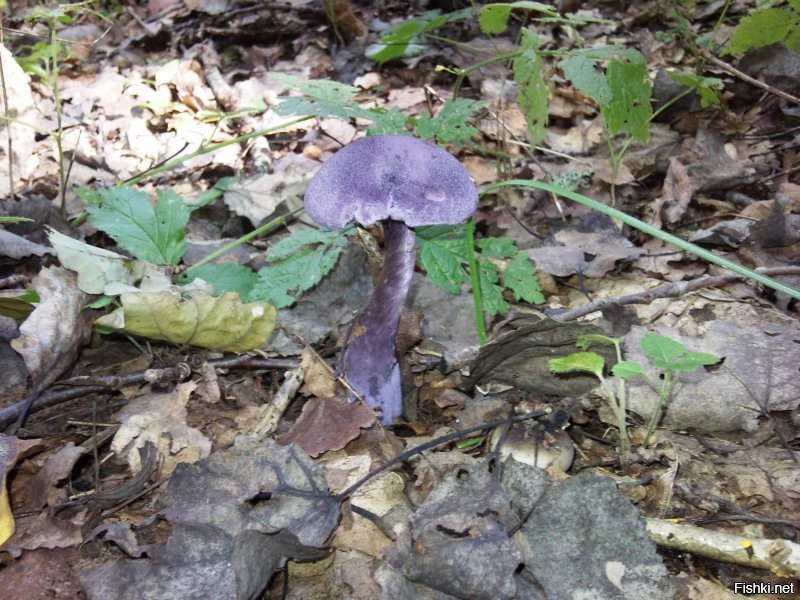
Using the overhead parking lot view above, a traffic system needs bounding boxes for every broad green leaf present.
[725,7,800,55]
[503,252,544,304]
[97,291,276,352]
[576,333,621,349]
[86,187,191,265]
[414,98,483,147]
[612,360,644,379]
[477,237,517,258]
[549,351,604,377]
[558,54,612,105]
[667,351,720,372]
[478,2,558,34]
[416,225,468,293]
[666,71,724,108]
[513,30,549,145]
[366,9,471,63]
[179,263,257,301]
[640,332,684,365]
[602,59,652,142]
[479,260,508,316]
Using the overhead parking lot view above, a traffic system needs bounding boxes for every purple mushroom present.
[304,135,478,423]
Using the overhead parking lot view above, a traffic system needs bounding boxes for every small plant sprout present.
[549,334,630,455]
[304,135,478,424]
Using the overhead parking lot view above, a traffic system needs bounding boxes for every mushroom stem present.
[342,219,416,423]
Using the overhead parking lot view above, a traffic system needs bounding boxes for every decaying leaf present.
[0,435,39,545]
[80,437,338,600]
[47,228,172,296]
[278,396,376,457]
[96,290,277,352]
[10,267,90,395]
[0,229,53,260]
[110,381,211,474]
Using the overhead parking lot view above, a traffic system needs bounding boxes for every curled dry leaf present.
[10,267,90,395]
[97,291,277,352]
[0,434,40,545]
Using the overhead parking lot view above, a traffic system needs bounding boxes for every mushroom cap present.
[304,135,478,229]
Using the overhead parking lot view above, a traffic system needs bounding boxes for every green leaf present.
[666,71,724,108]
[416,225,469,293]
[558,54,612,105]
[640,332,684,366]
[725,7,800,55]
[365,107,410,136]
[0,216,33,224]
[414,98,483,146]
[513,30,549,145]
[601,58,652,142]
[273,74,369,121]
[179,263,257,301]
[250,229,348,308]
[366,9,472,63]
[478,260,508,316]
[503,252,544,304]
[611,360,644,379]
[667,351,720,372]
[549,351,604,378]
[477,237,517,258]
[478,2,558,34]
[86,187,191,265]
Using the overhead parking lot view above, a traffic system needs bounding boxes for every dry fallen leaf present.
[278,397,376,457]
[10,267,90,395]
[110,381,211,474]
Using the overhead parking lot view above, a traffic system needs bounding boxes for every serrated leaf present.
[251,245,344,309]
[267,227,349,261]
[178,263,257,301]
[559,54,612,105]
[611,360,644,378]
[640,332,684,364]
[416,226,469,293]
[513,30,549,145]
[549,351,604,377]
[477,237,517,258]
[725,7,800,55]
[86,186,191,265]
[273,74,369,121]
[576,333,621,349]
[97,291,276,352]
[602,58,652,142]
[366,107,410,136]
[667,71,724,108]
[414,98,483,146]
[478,260,508,316]
[478,2,558,34]
[503,251,544,304]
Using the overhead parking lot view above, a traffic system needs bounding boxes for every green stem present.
[482,180,800,300]
[465,219,487,345]
[185,206,304,275]
[643,371,672,448]
[125,115,314,185]
[50,25,66,214]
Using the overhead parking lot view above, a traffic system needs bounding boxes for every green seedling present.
[550,332,720,453]
[549,334,629,455]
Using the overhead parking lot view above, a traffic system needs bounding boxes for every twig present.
[646,518,800,578]
[548,267,800,322]
[698,49,800,106]
[0,356,301,430]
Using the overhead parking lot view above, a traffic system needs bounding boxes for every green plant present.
[550,332,720,452]
[724,0,800,55]
[549,334,629,454]
[17,1,108,213]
